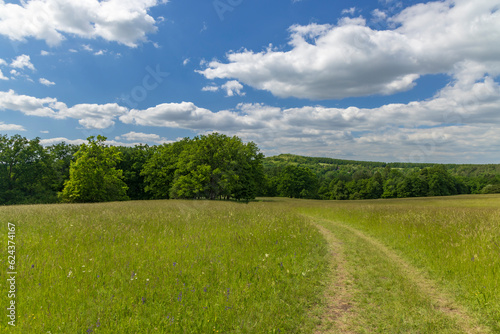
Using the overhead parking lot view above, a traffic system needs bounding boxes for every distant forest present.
[1,134,499,205]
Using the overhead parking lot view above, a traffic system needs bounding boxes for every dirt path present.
[310,218,489,334]
[313,224,356,334]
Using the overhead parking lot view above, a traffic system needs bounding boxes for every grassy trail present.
[307,217,490,334]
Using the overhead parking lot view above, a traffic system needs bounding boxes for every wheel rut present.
[313,224,356,334]
[310,217,489,334]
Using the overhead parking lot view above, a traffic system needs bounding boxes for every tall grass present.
[299,195,500,332]
[0,200,327,333]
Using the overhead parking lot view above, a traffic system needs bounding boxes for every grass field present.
[0,200,327,333]
[299,195,500,333]
[1,195,499,333]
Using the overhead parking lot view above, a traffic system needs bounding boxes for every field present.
[299,195,500,333]
[1,195,499,333]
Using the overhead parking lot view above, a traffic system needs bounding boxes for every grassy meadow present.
[299,194,500,332]
[0,200,327,333]
[1,195,499,333]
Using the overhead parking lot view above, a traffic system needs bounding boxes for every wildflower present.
[67,270,73,278]
[31,264,34,269]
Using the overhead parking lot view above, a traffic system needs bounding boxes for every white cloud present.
[121,72,500,163]
[0,90,128,129]
[39,78,55,86]
[40,130,49,134]
[199,0,500,100]
[372,9,387,21]
[39,136,155,147]
[69,49,78,53]
[115,131,172,144]
[94,50,106,56]
[0,0,168,47]
[39,137,86,146]
[0,122,25,131]
[10,55,35,71]
[0,58,6,66]
[342,7,357,15]
[40,50,51,56]
[221,80,245,97]
[183,58,190,66]
[202,85,219,92]
[201,81,245,96]
[0,69,8,81]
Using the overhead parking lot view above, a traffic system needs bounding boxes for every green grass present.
[314,219,467,333]
[1,195,499,333]
[0,200,327,333]
[299,194,500,332]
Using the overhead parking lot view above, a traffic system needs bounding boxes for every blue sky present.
[0,0,499,163]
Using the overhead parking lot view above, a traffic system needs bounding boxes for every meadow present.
[1,195,499,333]
[0,200,327,333]
[299,194,500,333]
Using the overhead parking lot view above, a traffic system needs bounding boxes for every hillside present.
[261,154,500,199]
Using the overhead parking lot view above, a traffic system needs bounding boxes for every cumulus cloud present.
[202,85,219,92]
[201,81,245,96]
[0,121,25,131]
[0,90,128,129]
[39,78,55,86]
[0,0,169,47]
[342,7,357,15]
[221,80,245,97]
[39,137,86,146]
[39,136,153,147]
[2,66,500,162]
[0,69,8,81]
[115,131,172,144]
[119,102,258,131]
[198,0,500,100]
[10,55,35,71]
[121,72,500,163]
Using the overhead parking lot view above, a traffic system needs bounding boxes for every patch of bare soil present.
[313,224,357,334]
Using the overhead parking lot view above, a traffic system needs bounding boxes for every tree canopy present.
[142,133,264,201]
[60,136,129,203]
[1,133,500,206]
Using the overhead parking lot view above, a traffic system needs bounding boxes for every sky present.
[0,0,499,164]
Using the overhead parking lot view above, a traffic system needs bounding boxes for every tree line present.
[1,134,499,205]
[0,133,264,204]
[261,154,500,199]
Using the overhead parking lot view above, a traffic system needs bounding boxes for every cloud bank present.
[0,0,168,47]
[199,0,500,100]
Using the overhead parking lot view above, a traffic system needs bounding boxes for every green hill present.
[261,154,500,199]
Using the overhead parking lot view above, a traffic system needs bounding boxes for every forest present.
[0,133,499,205]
